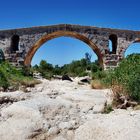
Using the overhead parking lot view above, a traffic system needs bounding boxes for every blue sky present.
[0,0,140,65]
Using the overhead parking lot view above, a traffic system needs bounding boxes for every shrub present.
[103,54,140,102]
[103,104,114,114]
[92,70,107,80]
[43,72,54,80]
[91,63,101,73]
[22,66,33,76]
[78,71,89,77]
[0,69,9,89]
[0,61,41,91]
[35,57,99,78]
[128,75,140,101]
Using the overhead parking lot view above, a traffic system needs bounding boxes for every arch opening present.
[31,37,98,66]
[125,40,140,57]
[24,31,103,68]
[109,34,117,54]
[10,35,19,53]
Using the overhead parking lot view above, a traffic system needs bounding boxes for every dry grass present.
[134,105,140,110]
[91,80,105,89]
[110,84,131,108]
[20,79,41,87]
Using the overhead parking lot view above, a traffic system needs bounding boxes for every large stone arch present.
[24,31,104,67]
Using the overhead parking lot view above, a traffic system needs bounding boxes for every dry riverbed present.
[0,79,140,140]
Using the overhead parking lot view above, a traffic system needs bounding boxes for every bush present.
[22,66,33,76]
[34,57,100,79]
[103,54,140,102]
[128,75,140,101]
[78,71,89,77]
[0,69,9,89]
[103,104,114,114]
[92,70,107,80]
[0,61,40,91]
[91,63,101,73]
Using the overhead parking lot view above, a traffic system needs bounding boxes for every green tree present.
[39,60,48,70]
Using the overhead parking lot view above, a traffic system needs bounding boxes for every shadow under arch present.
[24,31,104,67]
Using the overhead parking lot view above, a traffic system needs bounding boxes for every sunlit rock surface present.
[0,79,139,140]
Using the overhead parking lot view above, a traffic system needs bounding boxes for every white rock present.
[47,127,59,136]
[0,79,115,140]
[74,111,140,140]
[36,86,43,92]
[58,122,73,130]
[53,136,66,140]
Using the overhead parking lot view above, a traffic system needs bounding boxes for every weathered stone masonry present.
[0,24,140,69]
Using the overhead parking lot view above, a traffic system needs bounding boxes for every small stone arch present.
[10,35,20,53]
[24,31,104,68]
[124,38,140,56]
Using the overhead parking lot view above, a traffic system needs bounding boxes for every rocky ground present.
[0,79,140,140]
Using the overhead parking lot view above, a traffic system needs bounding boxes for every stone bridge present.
[0,24,140,69]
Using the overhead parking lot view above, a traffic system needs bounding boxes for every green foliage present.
[0,68,9,89]
[33,53,101,79]
[0,61,40,90]
[38,60,54,78]
[35,59,95,78]
[127,74,140,101]
[91,63,102,73]
[103,54,140,101]
[103,104,114,114]
[22,66,34,76]
[92,70,107,80]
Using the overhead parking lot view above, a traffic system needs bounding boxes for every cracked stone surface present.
[0,79,140,140]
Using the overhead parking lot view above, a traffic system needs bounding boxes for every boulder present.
[0,87,4,92]
[80,76,91,84]
[62,75,73,82]
[8,86,15,92]
[52,75,62,80]
[47,127,60,136]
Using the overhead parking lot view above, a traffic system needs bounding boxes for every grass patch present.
[134,105,140,110]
